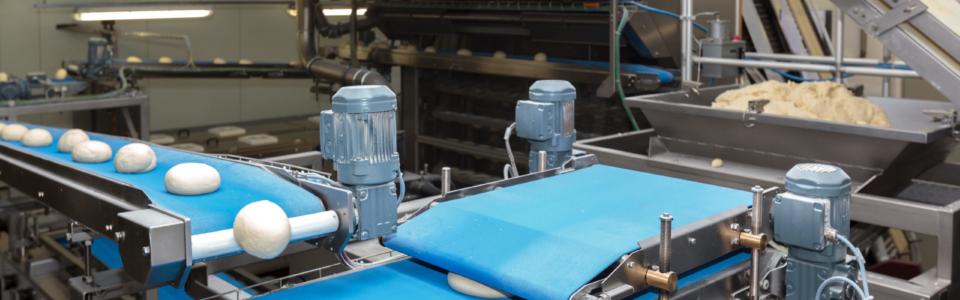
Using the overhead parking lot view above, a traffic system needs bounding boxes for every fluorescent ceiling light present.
[287,7,365,17]
[74,5,212,21]
[322,8,366,16]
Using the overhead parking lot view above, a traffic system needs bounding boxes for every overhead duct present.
[297,0,387,86]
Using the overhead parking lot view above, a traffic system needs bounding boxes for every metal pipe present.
[609,0,618,96]
[750,186,763,300]
[349,0,358,67]
[297,0,387,86]
[734,0,742,37]
[538,151,547,172]
[834,12,844,83]
[693,56,920,78]
[883,48,892,97]
[659,213,673,300]
[441,167,451,197]
[191,211,339,261]
[83,240,93,284]
[744,52,907,66]
[681,0,692,85]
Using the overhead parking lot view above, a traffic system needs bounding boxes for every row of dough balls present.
[126,56,256,65]
[0,69,71,82]
[0,124,221,196]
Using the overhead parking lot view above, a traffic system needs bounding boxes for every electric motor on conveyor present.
[320,85,402,241]
[515,80,577,173]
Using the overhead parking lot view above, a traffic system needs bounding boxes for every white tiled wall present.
[0,1,395,131]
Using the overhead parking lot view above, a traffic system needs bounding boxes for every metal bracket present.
[742,99,769,128]
[760,260,787,298]
[148,205,192,289]
[863,0,927,37]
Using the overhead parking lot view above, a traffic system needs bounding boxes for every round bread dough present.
[58,129,90,153]
[239,59,253,65]
[0,72,8,82]
[457,49,472,56]
[534,52,548,62]
[114,143,157,173]
[711,158,723,168]
[233,200,292,259]
[424,46,436,53]
[158,57,173,63]
[126,56,142,63]
[72,141,112,163]
[165,163,221,195]
[21,128,53,147]
[213,58,227,65]
[1,124,28,141]
[712,81,891,127]
[54,68,68,80]
[0,122,6,133]
[493,51,507,59]
[448,272,513,299]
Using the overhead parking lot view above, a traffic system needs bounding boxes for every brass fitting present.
[738,232,767,251]
[644,268,678,291]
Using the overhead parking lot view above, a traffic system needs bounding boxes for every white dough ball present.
[534,52,548,62]
[457,49,473,56]
[424,46,436,53]
[239,59,253,65]
[58,129,90,153]
[165,163,220,195]
[127,56,142,63]
[711,158,723,168]
[21,129,52,147]
[0,123,6,133]
[0,72,8,82]
[72,141,112,163]
[233,200,292,259]
[493,51,507,59]
[158,57,173,63]
[213,58,227,65]
[1,124,28,141]
[54,68,68,80]
[448,272,513,299]
[114,143,157,174]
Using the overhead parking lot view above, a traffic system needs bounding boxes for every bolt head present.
[142,246,151,256]
[731,223,741,231]
[731,237,740,246]
[762,279,770,290]
[688,237,697,245]
[628,262,635,268]
[105,224,113,231]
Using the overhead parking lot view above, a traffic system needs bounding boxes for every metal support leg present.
[750,186,763,300]
[349,1,358,67]
[441,167,451,197]
[882,48,891,97]
[120,107,138,139]
[538,151,547,172]
[659,213,673,300]
[681,0,692,86]
[82,240,94,285]
[834,11,844,83]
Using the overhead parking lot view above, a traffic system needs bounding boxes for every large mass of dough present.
[22,128,53,147]
[165,163,220,195]
[712,81,891,127]
[233,200,292,259]
[58,129,90,153]
[114,143,157,174]
[1,124,29,141]
[72,141,113,163]
[448,272,513,299]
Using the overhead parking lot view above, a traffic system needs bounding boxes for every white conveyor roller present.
[191,210,339,261]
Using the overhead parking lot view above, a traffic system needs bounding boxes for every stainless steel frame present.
[0,94,149,141]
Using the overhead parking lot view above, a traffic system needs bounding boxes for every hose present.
[614,5,640,131]
[504,123,520,177]
[813,234,871,299]
[396,170,406,205]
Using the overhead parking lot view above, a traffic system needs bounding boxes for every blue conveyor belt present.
[384,164,751,300]
[0,123,324,235]
[256,260,505,300]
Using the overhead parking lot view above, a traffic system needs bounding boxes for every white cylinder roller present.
[191,210,339,261]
